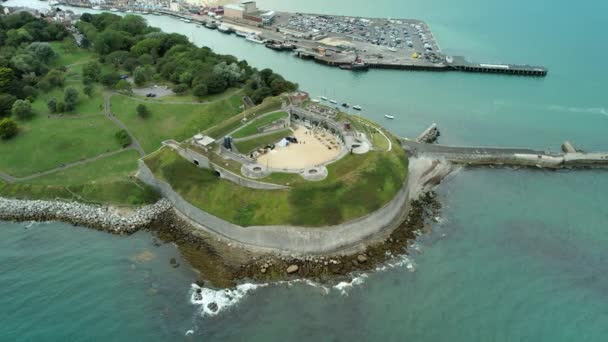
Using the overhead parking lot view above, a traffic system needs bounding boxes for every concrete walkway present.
[104,93,145,157]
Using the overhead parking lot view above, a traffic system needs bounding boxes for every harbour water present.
[2,0,608,340]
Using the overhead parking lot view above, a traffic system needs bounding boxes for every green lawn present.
[111,93,244,153]
[232,111,288,139]
[31,80,105,117]
[205,96,283,139]
[233,129,292,154]
[27,149,140,185]
[0,150,158,206]
[50,40,96,67]
[144,142,408,226]
[0,114,123,177]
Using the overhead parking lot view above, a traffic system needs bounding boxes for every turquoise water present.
[3,0,608,340]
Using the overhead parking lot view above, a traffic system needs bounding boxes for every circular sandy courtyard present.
[256,126,343,169]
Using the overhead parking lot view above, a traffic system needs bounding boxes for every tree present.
[114,79,132,94]
[0,94,16,117]
[133,66,147,86]
[100,71,120,87]
[63,86,79,111]
[47,97,58,112]
[172,83,188,94]
[115,129,132,147]
[55,101,65,113]
[93,29,129,55]
[0,67,15,92]
[138,53,154,66]
[82,61,101,83]
[136,104,150,119]
[83,84,94,97]
[11,99,33,119]
[44,69,65,88]
[0,117,18,139]
[206,73,228,94]
[193,83,208,99]
[26,42,57,64]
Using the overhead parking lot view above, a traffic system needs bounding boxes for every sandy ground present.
[319,37,355,47]
[256,126,342,169]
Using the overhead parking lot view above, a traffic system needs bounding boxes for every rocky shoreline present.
[0,158,450,288]
[0,197,172,234]
[143,190,442,288]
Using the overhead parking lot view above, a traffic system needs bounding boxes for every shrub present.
[12,99,34,120]
[47,97,58,112]
[115,129,132,147]
[0,117,18,139]
[63,86,79,111]
[172,83,188,94]
[136,104,150,119]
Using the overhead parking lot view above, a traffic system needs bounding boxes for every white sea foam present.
[190,282,266,317]
[547,105,608,117]
[333,273,369,296]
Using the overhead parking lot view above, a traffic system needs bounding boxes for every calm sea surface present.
[2,0,608,340]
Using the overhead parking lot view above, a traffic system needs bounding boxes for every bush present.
[0,94,16,118]
[114,79,132,94]
[172,83,188,94]
[47,97,58,112]
[12,99,34,120]
[193,83,208,99]
[136,104,150,119]
[83,84,94,97]
[63,86,79,111]
[115,129,132,148]
[55,101,65,113]
[100,71,120,87]
[0,117,18,139]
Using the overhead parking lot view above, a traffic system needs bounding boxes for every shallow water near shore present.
[3,0,608,340]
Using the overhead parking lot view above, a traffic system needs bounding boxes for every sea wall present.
[136,157,450,254]
[0,197,172,234]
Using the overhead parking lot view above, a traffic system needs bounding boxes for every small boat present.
[217,24,232,33]
[110,8,118,12]
[384,114,395,119]
[320,96,328,101]
[311,99,320,103]
[329,99,338,104]
[92,5,101,10]
[205,21,217,29]
[235,30,248,37]
[246,34,265,44]
[126,10,133,13]
[353,105,362,111]
[341,103,350,108]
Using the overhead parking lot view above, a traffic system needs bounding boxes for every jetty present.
[402,127,608,169]
[54,1,548,78]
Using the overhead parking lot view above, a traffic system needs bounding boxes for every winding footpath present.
[103,93,145,157]
[0,94,146,184]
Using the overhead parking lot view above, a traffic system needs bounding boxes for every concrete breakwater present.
[0,198,172,234]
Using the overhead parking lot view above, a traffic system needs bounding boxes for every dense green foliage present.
[115,129,132,147]
[75,13,297,102]
[136,103,150,118]
[0,117,18,139]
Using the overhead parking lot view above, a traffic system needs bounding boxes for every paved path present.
[104,93,146,157]
[111,88,244,106]
[0,148,137,183]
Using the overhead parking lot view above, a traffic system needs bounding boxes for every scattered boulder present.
[286,264,299,274]
[207,302,218,312]
[357,254,368,263]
